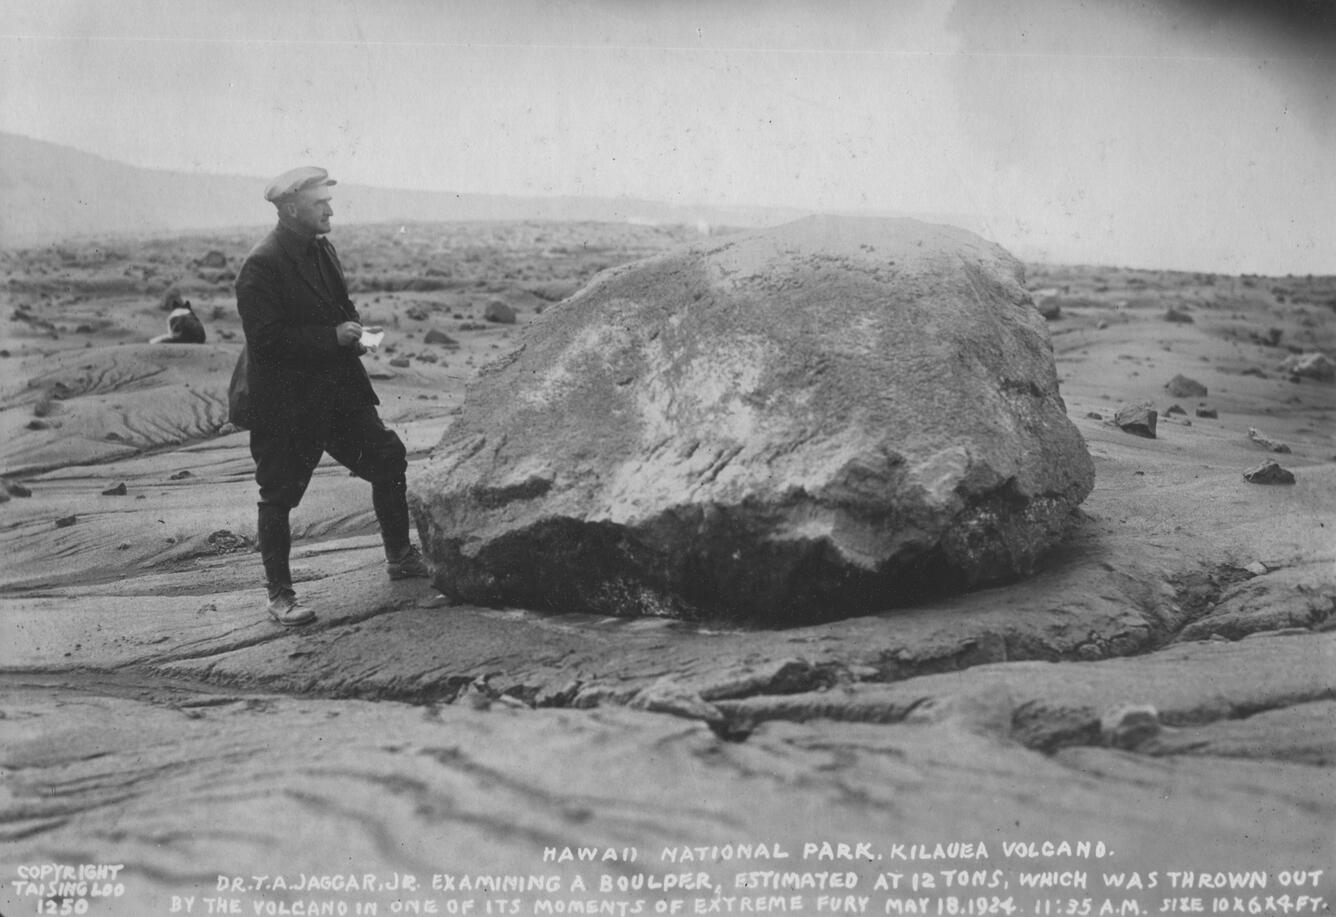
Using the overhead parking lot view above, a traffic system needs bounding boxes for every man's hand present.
[335,321,363,347]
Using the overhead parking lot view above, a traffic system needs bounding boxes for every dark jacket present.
[232,224,376,434]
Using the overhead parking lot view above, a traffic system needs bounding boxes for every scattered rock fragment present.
[405,305,429,321]
[1100,704,1161,749]
[1114,401,1157,438]
[1195,406,1218,419]
[169,470,193,480]
[389,356,412,368]
[207,529,252,553]
[101,482,128,496]
[1247,427,1290,454]
[484,300,517,324]
[1165,374,1207,398]
[1279,351,1334,382]
[1243,460,1295,485]
[54,514,78,528]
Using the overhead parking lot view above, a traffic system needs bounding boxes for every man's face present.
[287,185,334,235]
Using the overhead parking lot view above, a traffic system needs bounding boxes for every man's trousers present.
[249,405,410,596]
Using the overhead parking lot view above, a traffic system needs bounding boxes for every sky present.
[1,0,1333,274]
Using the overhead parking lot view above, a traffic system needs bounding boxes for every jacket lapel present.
[283,242,329,304]
[316,238,355,319]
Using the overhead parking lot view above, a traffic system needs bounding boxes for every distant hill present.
[0,132,806,247]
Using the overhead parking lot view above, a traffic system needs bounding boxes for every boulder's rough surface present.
[410,216,1094,621]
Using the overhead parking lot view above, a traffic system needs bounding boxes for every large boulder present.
[410,216,1094,622]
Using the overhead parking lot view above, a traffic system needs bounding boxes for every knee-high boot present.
[372,479,411,561]
[257,503,293,596]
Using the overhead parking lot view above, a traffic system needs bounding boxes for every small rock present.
[1278,351,1334,383]
[54,514,78,528]
[1100,704,1161,749]
[1164,307,1194,323]
[1244,561,1268,576]
[26,419,50,431]
[423,328,457,346]
[1165,374,1207,398]
[1243,460,1296,485]
[389,356,412,368]
[1096,320,1109,330]
[6,482,33,497]
[169,470,193,480]
[1164,404,1187,416]
[1085,411,1104,420]
[1036,297,1061,320]
[416,351,440,364]
[405,305,429,321]
[1114,401,1158,438]
[101,482,128,496]
[484,300,518,324]
[1195,407,1218,419]
[1247,427,1291,453]
[207,529,251,552]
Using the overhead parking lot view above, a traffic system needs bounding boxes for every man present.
[232,166,428,626]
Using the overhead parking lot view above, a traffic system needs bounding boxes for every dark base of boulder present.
[419,498,1081,624]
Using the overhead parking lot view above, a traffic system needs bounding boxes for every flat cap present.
[264,166,336,203]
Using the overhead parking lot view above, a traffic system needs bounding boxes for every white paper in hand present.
[361,329,386,351]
